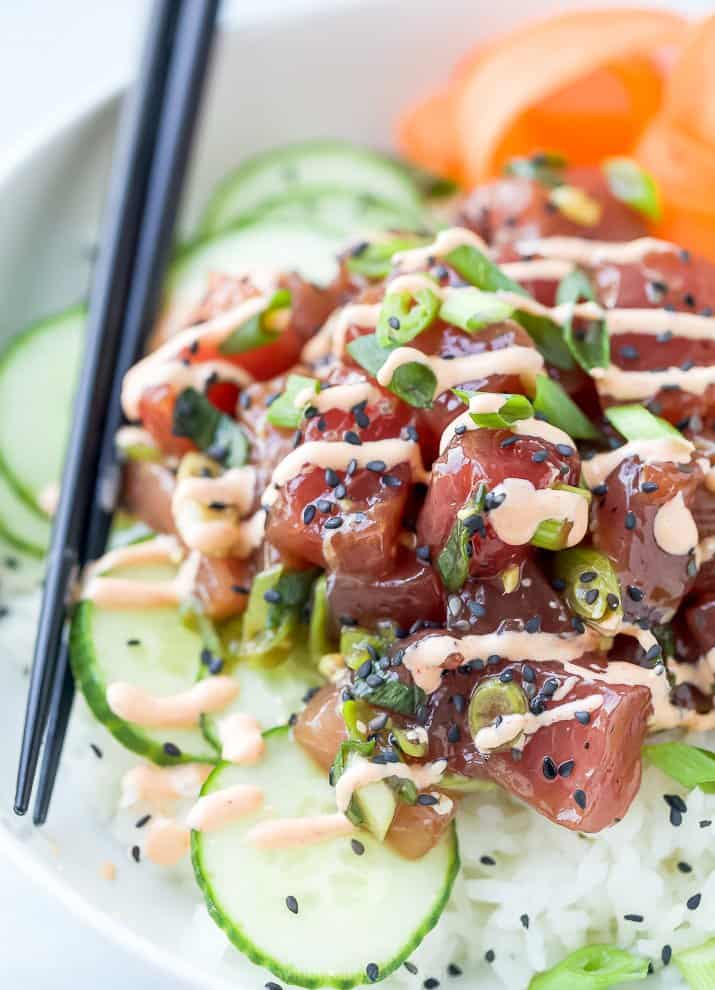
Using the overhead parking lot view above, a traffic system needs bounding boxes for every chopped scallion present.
[266,374,320,429]
[444,244,529,297]
[505,152,567,188]
[556,270,609,372]
[439,287,514,333]
[674,937,715,990]
[642,741,715,793]
[469,393,533,431]
[219,288,292,355]
[376,287,440,347]
[346,234,430,280]
[533,374,601,440]
[528,944,650,989]
[604,403,681,442]
[603,157,661,221]
[172,387,249,467]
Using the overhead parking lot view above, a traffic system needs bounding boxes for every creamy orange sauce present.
[119,763,211,808]
[581,436,694,490]
[515,235,676,266]
[143,817,190,866]
[106,676,239,729]
[218,713,265,765]
[653,491,699,556]
[187,784,264,833]
[500,259,575,282]
[246,812,355,848]
[376,344,543,397]
[171,466,264,558]
[334,756,448,814]
[592,362,715,400]
[392,227,488,272]
[474,694,604,753]
[293,380,382,413]
[487,477,589,548]
[402,628,601,694]
[81,536,197,609]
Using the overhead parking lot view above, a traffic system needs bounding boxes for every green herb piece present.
[642,741,715,793]
[469,393,533,430]
[389,361,437,408]
[376,287,440,347]
[437,484,486,592]
[346,332,393,377]
[533,373,602,440]
[439,287,514,333]
[353,676,427,717]
[512,309,576,371]
[241,564,318,667]
[392,727,428,759]
[266,374,320,429]
[603,157,661,221]
[388,776,419,805]
[219,288,292,355]
[172,387,249,468]
[347,234,431,280]
[674,937,715,990]
[604,403,682,442]
[444,244,529,296]
[552,547,623,631]
[468,678,528,749]
[556,270,609,372]
[528,944,650,989]
[308,574,334,665]
[330,738,377,827]
[505,152,567,188]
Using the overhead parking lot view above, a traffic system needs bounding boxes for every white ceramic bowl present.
[0,0,709,986]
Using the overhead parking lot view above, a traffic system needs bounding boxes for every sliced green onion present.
[392,727,428,759]
[512,310,576,371]
[439,287,514,333]
[468,678,528,748]
[389,361,437,408]
[674,938,715,990]
[352,676,426,717]
[548,185,603,227]
[241,564,318,667]
[556,269,609,372]
[330,737,377,827]
[440,773,497,794]
[437,484,486,592]
[603,157,662,221]
[528,944,650,989]
[346,234,431,280]
[505,152,567,188]
[340,623,396,671]
[346,332,393,377]
[604,403,681,442]
[469,393,533,430]
[533,373,602,440]
[531,518,573,551]
[309,574,334,665]
[172,387,249,468]
[444,244,529,297]
[376,287,440,347]
[266,373,320,429]
[219,288,291,356]
[642,741,715,793]
[552,547,623,630]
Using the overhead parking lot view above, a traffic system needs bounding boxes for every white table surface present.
[0,4,331,986]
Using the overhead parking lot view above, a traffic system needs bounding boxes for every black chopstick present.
[16,0,219,821]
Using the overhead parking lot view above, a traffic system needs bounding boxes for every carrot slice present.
[457,9,686,182]
[663,15,715,147]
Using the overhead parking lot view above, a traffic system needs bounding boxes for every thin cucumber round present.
[0,468,50,557]
[201,655,322,750]
[199,140,423,235]
[192,727,459,989]
[70,561,218,764]
[217,186,433,239]
[162,220,345,335]
[0,305,84,514]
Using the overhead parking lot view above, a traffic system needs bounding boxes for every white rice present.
[4,575,713,988]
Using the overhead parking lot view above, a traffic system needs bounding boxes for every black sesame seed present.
[231,584,250,595]
[480,855,495,866]
[670,808,683,827]
[500,669,514,683]
[591,482,608,496]
[324,516,343,530]
[351,838,365,856]
[317,498,332,513]
[382,474,402,488]
[677,861,693,874]
[346,458,358,476]
[687,893,701,910]
[542,756,558,780]
[584,588,599,605]
[662,945,672,966]
[454,424,467,436]
[525,616,541,634]
[522,664,536,683]
[324,468,339,488]
[573,789,587,809]
[416,545,431,564]
[530,697,546,716]
[417,793,439,806]
[624,914,644,923]
[131,845,141,863]
[606,592,620,610]
[575,710,591,725]
[90,743,103,759]
[264,588,282,604]
[485,950,495,964]
[334,483,347,499]
[556,443,575,457]
[520,914,530,930]
[447,964,462,977]
[388,316,401,330]
[542,677,559,696]
[551,577,566,592]
[643,644,662,663]
[487,654,502,666]
[424,979,440,989]
[135,813,151,829]
[500,435,519,448]
[404,962,419,975]
[700,819,712,828]
[532,450,548,463]
[265,983,283,990]
[580,571,597,583]
[625,511,636,530]
[344,430,362,446]
[627,585,644,602]
[126,638,141,646]
[447,724,461,744]
[641,481,659,493]
[302,504,316,524]
[571,617,586,634]
[558,760,575,778]
[366,460,387,472]
[286,895,299,914]
[163,742,181,758]
[366,963,379,983]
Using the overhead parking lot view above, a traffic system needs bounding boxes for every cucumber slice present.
[192,727,459,988]
[0,306,84,514]
[206,187,431,239]
[0,469,50,557]
[200,141,422,235]
[164,220,344,333]
[70,560,218,764]
[201,656,322,750]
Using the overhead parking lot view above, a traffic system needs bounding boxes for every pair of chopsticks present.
[14,0,220,824]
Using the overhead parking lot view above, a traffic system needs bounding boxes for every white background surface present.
[0,4,324,986]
